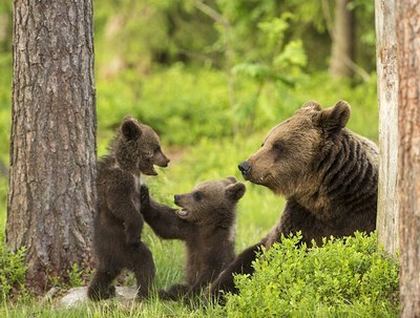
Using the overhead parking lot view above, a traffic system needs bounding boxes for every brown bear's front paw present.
[126,239,141,249]
[206,284,228,305]
[140,184,150,210]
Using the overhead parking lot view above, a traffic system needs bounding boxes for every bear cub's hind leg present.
[87,267,121,301]
[159,284,189,300]
[126,242,156,299]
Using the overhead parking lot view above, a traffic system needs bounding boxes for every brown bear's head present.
[173,177,246,224]
[238,100,351,196]
[115,117,170,175]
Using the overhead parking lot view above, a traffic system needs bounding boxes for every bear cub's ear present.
[226,176,238,183]
[121,118,142,141]
[225,182,246,201]
[317,100,351,133]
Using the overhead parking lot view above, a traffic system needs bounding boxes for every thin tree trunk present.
[7,0,96,293]
[396,0,420,316]
[375,0,399,255]
[0,2,11,51]
[329,0,355,78]
[0,12,9,50]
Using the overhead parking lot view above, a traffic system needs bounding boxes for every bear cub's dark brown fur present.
[88,117,170,301]
[140,177,245,300]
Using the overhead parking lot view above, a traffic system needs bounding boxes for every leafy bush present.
[96,65,378,148]
[224,233,399,318]
[0,236,27,302]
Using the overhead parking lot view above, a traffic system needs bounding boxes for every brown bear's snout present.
[160,158,170,167]
[155,151,170,167]
[238,161,251,178]
[174,194,183,206]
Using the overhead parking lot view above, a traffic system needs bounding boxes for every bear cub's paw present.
[140,184,150,209]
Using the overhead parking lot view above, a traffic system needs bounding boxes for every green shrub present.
[96,66,378,148]
[0,236,27,302]
[224,233,399,318]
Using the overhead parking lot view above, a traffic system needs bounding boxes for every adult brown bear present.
[210,101,378,297]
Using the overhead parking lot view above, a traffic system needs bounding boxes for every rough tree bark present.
[396,1,420,316]
[7,0,96,292]
[329,0,355,78]
[375,0,399,255]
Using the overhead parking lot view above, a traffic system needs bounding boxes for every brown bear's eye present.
[272,142,284,152]
[193,191,203,201]
[154,145,161,153]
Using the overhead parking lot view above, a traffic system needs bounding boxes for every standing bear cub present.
[211,100,379,297]
[88,117,170,301]
[140,177,246,300]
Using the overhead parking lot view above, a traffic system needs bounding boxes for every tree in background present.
[375,0,399,255]
[376,0,419,315]
[396,0,420,316]
[7,0,96,292]
[329,0,354,78]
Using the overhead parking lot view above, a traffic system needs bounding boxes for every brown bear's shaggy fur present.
[87,117,170,301]
[140,177,245,300]
[210,100,378,297]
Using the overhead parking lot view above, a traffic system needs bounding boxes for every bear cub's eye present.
[154,145,161,153]
[193,191,203,201]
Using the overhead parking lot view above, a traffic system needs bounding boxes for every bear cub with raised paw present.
[88,117,169,301]
[140,177,245,300]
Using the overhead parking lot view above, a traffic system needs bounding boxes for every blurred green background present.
[0,0,383,316]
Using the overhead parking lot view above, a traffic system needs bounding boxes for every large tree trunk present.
[396,0,420,316]
[7,0,96,293]
[329,0,355,78]
[375,0,399,255]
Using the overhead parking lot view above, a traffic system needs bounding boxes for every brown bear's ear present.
[121,118,142,141]
[317,100,351,132]
[225,182,246,201]
[302,100,321,111]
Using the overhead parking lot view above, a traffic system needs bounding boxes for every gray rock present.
[59,286,138,308]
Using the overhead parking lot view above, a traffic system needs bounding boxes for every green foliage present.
[96,65,377,149]
[67,263,86,288]
[349,0,376,69]
[0,234,27,302]
[224,233,399,318]
[48,262,89,289]
[232,13,307,87]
